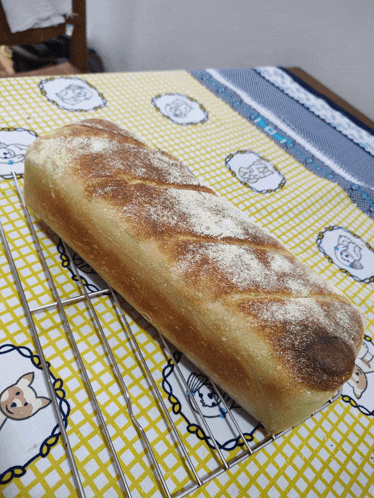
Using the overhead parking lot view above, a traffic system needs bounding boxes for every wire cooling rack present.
[0,173,341,498]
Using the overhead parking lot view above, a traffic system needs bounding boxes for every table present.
[0,67,373,498]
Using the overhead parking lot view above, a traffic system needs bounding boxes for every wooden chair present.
[0,0,87,77]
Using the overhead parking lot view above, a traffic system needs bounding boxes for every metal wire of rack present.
[0,172,341,498]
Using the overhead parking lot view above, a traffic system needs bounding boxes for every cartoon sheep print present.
[0,128,37,176]
[39,77,106,111]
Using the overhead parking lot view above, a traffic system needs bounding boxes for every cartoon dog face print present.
[347,342,374,399]
[0,372,51,430]
[317,226,374,283]
[0,344,71,485]
[349,365,368,399]
[39,77,106,111]
[226,151,285,193]
[56,84,93,106]
[341,338,374,417]
[0,128,37,176]
[152,93,208,125]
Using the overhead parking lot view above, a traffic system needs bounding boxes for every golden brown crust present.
[24,119,365,434]
[234,296,362,390]
[169,240,339,299]
[65,118,152,149]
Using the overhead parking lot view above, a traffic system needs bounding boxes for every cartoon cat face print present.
[238,158,273,185]
[225,151,285,193]
[0,372,51,422]
[0,143,28,165]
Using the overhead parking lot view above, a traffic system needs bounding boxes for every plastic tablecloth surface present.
[0,68,373,498]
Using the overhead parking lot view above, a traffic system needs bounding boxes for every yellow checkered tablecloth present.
[0,70,373,498]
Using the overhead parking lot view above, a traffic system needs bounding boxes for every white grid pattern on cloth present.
[0,71,372,497]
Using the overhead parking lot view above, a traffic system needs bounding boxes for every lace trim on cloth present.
[256,66,374,157]
[191,68,374,220]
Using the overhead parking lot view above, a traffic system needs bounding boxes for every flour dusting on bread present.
[172,241,336,297]
[24,119,365,434]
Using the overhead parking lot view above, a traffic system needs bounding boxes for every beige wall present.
[87,0,374,121]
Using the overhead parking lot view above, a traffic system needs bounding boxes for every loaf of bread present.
[24,119,365,434]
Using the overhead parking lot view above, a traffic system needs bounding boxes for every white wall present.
[87,0,374,121]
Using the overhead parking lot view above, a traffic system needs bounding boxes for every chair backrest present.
[0,0,87,73]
